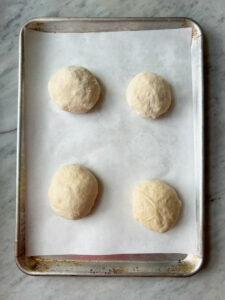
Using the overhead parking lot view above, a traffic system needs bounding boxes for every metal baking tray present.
[16,17,204,276]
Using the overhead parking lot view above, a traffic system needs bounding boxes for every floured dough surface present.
[132,180,182,233]
[48,164,98,220]
[48,66,101,113]
[126,72,172,119]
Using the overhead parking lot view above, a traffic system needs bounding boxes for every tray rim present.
[16,17,204,277]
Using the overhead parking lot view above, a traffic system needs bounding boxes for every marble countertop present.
[0,0,225,299]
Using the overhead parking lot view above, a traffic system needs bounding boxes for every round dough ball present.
[48,66,101,113]
[48,164,98,220]
[126,72,172,119]
[132,180,182,233]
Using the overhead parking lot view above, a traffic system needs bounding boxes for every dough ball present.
[48,66,101,113]
[126,72,172,119]
[48,164,98,220]
[132,180,182,233]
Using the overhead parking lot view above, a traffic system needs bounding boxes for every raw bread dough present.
[48,66,101,113]
[126,72,172,119]
[48,164,98,220]
[132,180,182,233]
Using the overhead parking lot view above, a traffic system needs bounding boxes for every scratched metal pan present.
[16,17,204,276]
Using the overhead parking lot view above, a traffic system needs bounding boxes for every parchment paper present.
[24,27,198,256]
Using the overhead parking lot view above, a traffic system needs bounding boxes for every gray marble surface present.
[0,0,225,299]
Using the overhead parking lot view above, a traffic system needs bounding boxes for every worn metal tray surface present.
[16,17,204,276]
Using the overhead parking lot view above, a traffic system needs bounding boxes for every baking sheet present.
[24,27,198,256]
